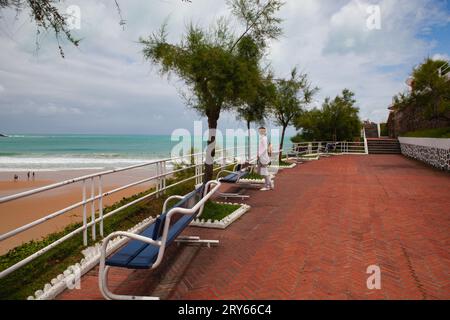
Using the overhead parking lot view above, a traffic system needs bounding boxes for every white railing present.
[0,146,247,279]
[286,141,367,159]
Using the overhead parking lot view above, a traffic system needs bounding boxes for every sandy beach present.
[0,169,157,255]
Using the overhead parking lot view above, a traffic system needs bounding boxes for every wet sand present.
[0,169,157,254]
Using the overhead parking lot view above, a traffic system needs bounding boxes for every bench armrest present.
[99,231,162,300]
[216,169,235,180]
[162,195,185,213]
[99,231,162,276]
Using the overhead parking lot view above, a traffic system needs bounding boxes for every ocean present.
[0,134,293,171]
[0,135,181,171]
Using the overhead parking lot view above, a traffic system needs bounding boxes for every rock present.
[35,290,44,298]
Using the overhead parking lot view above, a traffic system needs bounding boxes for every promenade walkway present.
[59,155,450,300]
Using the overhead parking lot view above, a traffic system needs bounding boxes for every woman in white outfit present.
[258,127,273,191]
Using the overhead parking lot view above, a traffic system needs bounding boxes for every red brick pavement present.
[58,155,450,300]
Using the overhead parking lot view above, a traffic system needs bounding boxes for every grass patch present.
[402,127,450,138]
[0,174,195,300]
[278,160,293,166]
[199,201,241,222]
[245,172,264,180]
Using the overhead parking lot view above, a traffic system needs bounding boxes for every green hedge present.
[402,127,450,138]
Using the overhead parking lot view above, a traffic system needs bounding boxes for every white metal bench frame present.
[216,164,262,200]
[98,180,221,300]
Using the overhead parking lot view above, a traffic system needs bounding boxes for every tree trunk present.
[279,125,287,162]
[204,115,219,182]
[247,120,251,163]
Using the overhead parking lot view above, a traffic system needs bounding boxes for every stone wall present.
[399,137,450,171]
[387,107,450,138]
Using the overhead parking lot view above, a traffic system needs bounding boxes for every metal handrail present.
[0,146,246,279]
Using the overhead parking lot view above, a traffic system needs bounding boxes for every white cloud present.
[432,53,450,61]
[0,0,448,133]
[37,105,83,116]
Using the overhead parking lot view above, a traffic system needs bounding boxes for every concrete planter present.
[27,216,157,300]
[269,163,297,169]
[398,137,450,171]
[190,203,251,229]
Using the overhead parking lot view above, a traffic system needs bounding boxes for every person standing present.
[258,127,274,191]
[27,171,30,180]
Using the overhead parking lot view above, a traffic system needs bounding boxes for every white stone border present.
[27,216,157,300]
[239,178,265,184]
[299,156,320,161]
[270,163,297,169]
[190,202,251,229]
[399,137,450,149]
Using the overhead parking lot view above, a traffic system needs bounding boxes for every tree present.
[140,0,284,182]
[391,58,450,126]
[410,58,450,124]
[236,79,275,161]
[0,0,80,57]
[271,68,317,161]
[294,89,361,142]
[0,0,192,57]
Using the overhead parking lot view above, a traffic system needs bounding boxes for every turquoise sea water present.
[0,134,293,171]
[0,135,180,171]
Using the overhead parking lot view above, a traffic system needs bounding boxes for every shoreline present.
[0,168,158,255]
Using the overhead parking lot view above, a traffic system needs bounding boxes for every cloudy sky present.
[0,0,449,135]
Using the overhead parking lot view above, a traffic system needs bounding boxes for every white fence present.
[0,139,368,280]
[286,141,367,159]
[0,147,247,279]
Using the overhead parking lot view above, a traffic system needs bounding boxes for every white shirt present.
[258,135,270,166]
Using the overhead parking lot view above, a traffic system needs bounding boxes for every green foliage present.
[140,0,284,181]
[199,201,241,222]
[380,123,388,136]
[271,68,317,158]
[0,0,80,57]
[392,58,450,123]
[228,0,284,50]
[295,89,361,141]
[402,127,450,138]
[236,79,275,128]
[290,134,306,143]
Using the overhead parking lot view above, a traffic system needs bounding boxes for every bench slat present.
[106,188,204,269]
[221,171,249,183]
[125,215,194,269]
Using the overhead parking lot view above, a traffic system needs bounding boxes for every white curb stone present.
[190,202,251,230]
[27,215,157,300]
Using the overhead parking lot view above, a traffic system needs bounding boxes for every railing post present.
[82,180,87,246]
[162,161,166,195]
[199,154,203,184]
[99,175,104,238]
[155,162,160,198]
[91,177,96,241]
[363,131,369,154]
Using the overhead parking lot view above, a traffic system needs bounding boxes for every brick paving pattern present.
[59,155,450,300]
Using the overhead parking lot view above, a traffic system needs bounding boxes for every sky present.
[0,0,449,135]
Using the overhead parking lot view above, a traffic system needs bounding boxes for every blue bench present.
[98,180,221,300]
[216,163,261,199]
